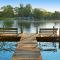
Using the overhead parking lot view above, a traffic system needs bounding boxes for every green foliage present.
[18,4,24,17]
[1,5,14,18]
[0,11,3,17]
[0,4,60,20]
[18,4,32,17]
[24,4,32,17]
[51,11,60,20]
[32,8,43,19]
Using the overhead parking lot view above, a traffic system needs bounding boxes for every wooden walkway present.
[0,27,59,60]
[12,28,60,60]
[12,33,42,60]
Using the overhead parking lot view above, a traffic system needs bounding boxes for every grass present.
[0,17,16,20]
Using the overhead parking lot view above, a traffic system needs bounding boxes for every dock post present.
[59,28,60,49]
[36,26,38,34]
[20,21,23,33]
[59,28,60,37]
[53,26,55,35]
[59,42,60,49]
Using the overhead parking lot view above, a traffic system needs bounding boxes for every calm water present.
[0,20,60,60]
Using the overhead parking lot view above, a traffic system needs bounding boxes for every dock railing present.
[0,28,18,34]
[39,28,58,37]
[36,27,60,42]
[0,28,20,42]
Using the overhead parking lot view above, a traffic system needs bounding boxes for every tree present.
[18,4,32,17]
[51,11,60,20]
[43,12,52,20]
[24,4,32,17]
[18,4,24,17]
[14,7,19,17]
[0,12,2,17]
[2,5,14,17]
[32,8,43,19]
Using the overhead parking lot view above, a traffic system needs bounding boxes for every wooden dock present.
[0,27,60,60]
[0,28,20,41]
[36,36,60,42]
[36,28,60,42]
[12,28,60,60]
[12,33,42,60]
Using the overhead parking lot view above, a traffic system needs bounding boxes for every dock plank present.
[0,28,20,42]
[36,36,60,42]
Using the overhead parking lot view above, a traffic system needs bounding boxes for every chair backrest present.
[39,28,58,37]
[0,28,18,36]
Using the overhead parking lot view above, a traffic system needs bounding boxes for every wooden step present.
[20,40,37,44]
[17,44,38,48]
[13,57,41,60]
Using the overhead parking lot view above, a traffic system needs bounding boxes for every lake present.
[0,19,60,60]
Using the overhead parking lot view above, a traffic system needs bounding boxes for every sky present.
[0,0,60,12]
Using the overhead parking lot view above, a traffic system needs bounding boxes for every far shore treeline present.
[0,4,60,20]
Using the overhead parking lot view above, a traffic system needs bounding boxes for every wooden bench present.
[0,28,20,42]
[36,28,59,42]
[39,28,58,37]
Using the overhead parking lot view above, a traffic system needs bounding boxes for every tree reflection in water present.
[0,20,17,52]
[17,20,31,33]
[38,42,57,52]
[3,20,14,28]
[0,42,17,52]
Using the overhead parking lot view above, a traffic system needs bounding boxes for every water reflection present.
[38,42,60,60]
[38,42,57,52]
[17,20,31,33]
[3,20,14,28]
[0,51,13,60]
[0,20,60,60]
[0,42,17,60]
[0,42,17,51]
